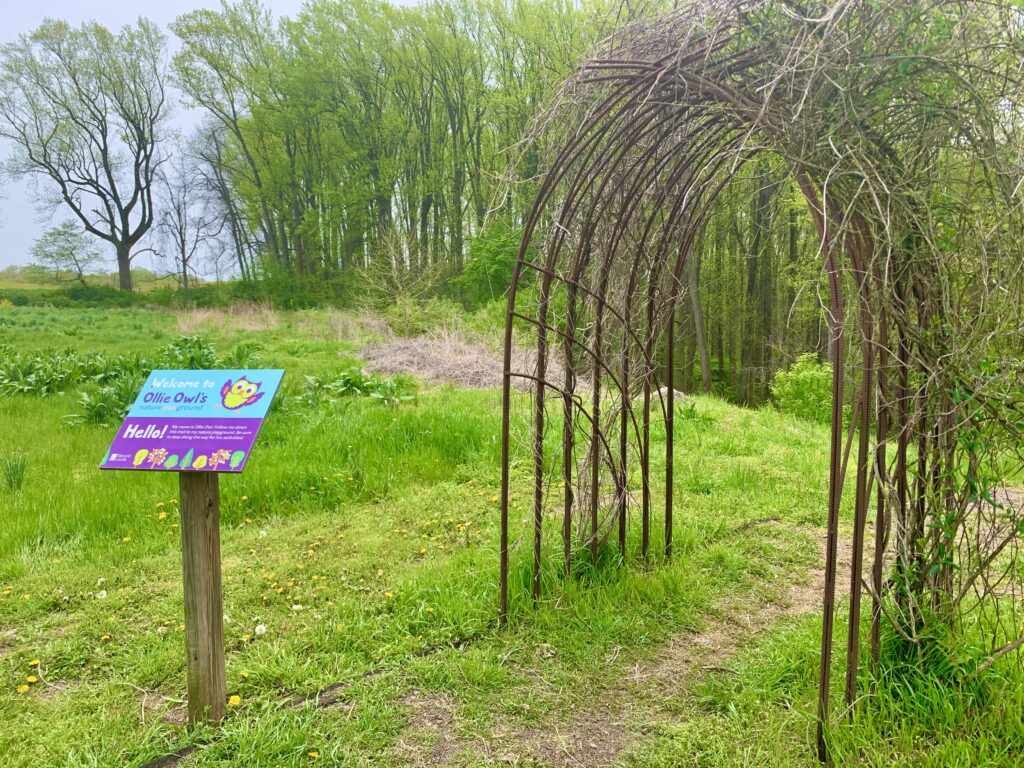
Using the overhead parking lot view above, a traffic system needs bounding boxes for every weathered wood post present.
[101,369,285,727]
[179,471,225,725]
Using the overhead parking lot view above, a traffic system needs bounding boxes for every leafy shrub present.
[160,335,219,369]
[366,376,417,406]
[0,346,150,397]
[451,218,522,308]
[0,334,230,437]
[1,454,27,492]
[0,348,91,396]
[223,341,263,368]
[770,353,836,424]
[75,377,143,425]
[384,297,464,336]
[301,368,415,407]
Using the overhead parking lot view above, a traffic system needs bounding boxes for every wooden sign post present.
[179,471,226,724]
[100,368,284,727]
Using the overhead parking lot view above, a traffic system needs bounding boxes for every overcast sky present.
[0,1,310,270]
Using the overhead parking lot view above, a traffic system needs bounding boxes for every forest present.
[0,0,825,406]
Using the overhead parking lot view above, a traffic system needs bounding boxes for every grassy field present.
[0,304,1021,767]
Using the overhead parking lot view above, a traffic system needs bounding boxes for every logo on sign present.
[220,377,265,410]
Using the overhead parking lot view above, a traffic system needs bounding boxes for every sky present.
[0,1,309,270]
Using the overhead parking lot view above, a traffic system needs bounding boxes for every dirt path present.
[395,531,855,767]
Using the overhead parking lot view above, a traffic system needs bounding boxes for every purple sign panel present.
[100,369,285,473]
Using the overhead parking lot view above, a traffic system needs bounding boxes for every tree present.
[155,148,222,289]
[30,221,104,284]
[0,19,169,291]
[191,120,260,281]
[172,2,287,268]
[172,0,609,280]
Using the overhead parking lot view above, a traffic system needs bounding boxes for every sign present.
[100,369,284,473]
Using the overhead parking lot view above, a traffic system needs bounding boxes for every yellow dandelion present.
[26,675,37,683]
[156,502,165,508]
[419,547,428,554]
[309,751,320,760]
[239,671,250,679]
[425,607,434,614]
[385,591,394,599]
[17,684,30,694]
[158,511,167,520]
[228,694,241,707]
[100,634,111,642]
[491,495,499,502]
[241,634,251,642]
[121,536,131,543]
[28,659,39,667]
[242,495,249,502]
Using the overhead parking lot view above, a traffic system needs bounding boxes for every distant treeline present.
[0,0,835,405]
[171,0,614,281]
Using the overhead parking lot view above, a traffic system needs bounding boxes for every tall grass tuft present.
[1,454,27,491]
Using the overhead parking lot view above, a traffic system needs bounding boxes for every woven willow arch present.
[498,0,1024,759]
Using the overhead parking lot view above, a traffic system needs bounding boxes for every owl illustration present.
[220,377,265,410]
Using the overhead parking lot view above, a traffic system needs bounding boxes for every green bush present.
[0,346,135,397]
[384,297,464,336]
[300,368,416,408]
[451,218,522,308]
[769,353,834,424]
[160,335,219,369]
[75,376,143,425]
[0,336,222,422]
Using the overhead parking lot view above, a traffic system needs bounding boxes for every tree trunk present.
[686,246,713,392]
[116,243,133,291]
[181,251,190,290]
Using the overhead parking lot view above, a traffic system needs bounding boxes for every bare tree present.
[155,148,222,289]
[191,121,260,281]
[0,19,168,291]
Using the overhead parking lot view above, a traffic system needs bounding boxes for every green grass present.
[0,304,1020,767]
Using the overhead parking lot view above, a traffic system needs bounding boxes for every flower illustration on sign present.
[148,448,169,468]
[209,449,232,470]
[220,377,265,410]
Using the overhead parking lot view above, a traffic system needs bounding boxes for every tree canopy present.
[0,19,168,291]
